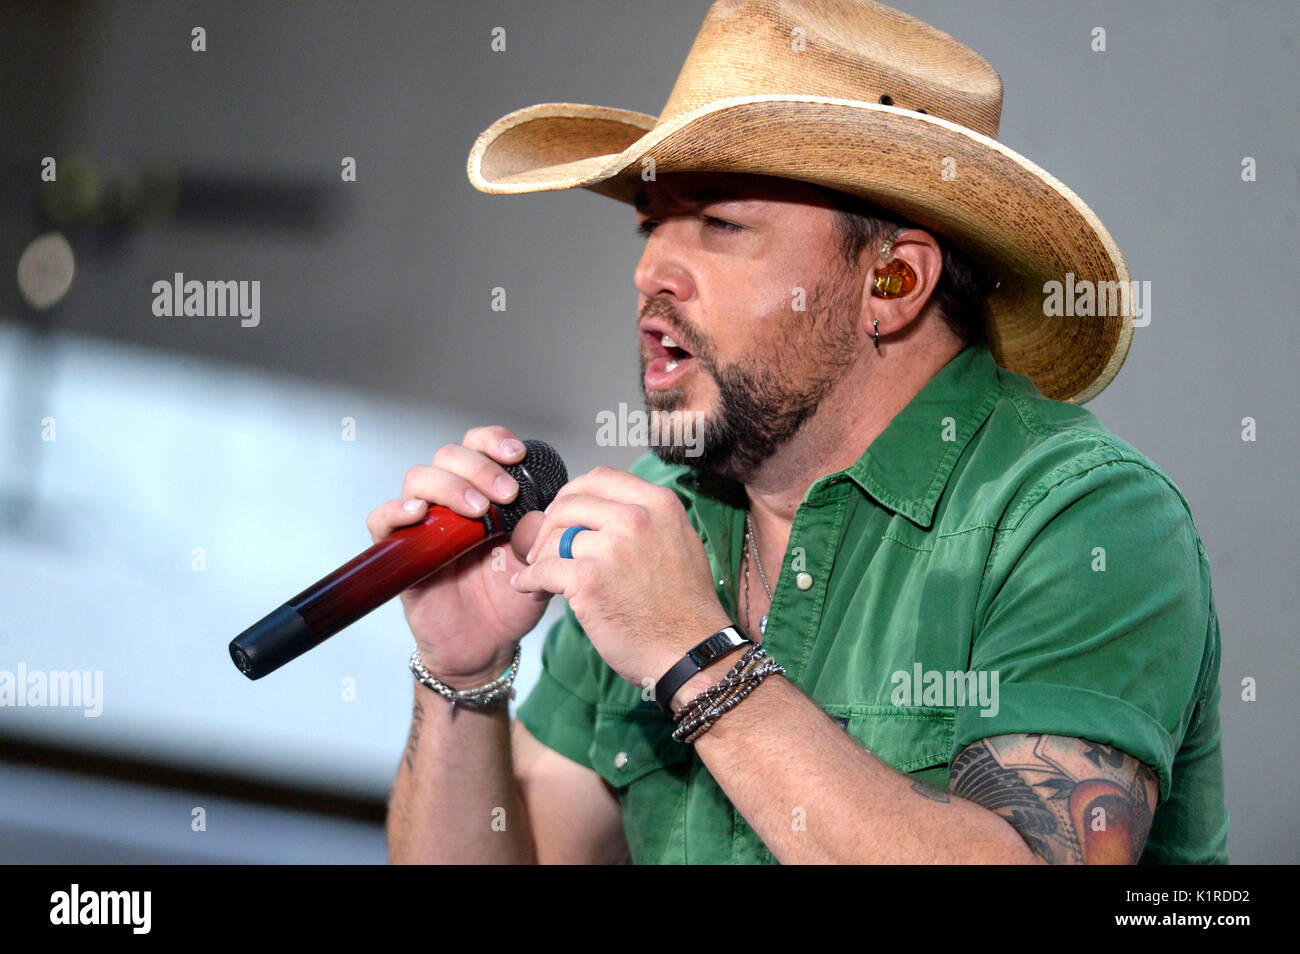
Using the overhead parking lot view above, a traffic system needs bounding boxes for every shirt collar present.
[675,344,1002,530]
[844,343,1002,528]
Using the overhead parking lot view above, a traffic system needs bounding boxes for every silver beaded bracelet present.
[671,646,786,743]
[409,643,522,710]
[673,657,785,742]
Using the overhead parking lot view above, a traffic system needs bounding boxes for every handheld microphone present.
[229,439,568,680]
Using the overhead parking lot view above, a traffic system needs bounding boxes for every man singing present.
[381,0,1228,864]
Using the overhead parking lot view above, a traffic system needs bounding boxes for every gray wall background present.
[0,0,1295,863]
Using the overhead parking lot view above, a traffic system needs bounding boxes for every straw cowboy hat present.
[467,0,1132,403]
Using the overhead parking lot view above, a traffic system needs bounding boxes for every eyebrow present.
[632,183,749,213]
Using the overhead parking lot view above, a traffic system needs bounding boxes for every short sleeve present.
[957,458,1215,805]
[515,603,605,770]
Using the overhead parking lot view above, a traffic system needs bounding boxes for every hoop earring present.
[872,227,916,298]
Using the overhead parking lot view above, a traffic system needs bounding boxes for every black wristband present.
[654,625,751,713]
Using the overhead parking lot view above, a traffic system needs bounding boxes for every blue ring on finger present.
[559,525,590,560]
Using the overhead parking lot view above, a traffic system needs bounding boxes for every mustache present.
[638,300,710,360]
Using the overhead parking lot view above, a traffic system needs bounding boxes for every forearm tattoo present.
[949,734,1157,864]
[909,780,950,803]
[403,699,425,773]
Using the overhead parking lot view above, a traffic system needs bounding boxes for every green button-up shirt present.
[517,343,1229,864]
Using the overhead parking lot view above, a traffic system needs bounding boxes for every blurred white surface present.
[0,318,571,800]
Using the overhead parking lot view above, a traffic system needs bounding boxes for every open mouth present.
[643,330,697,389]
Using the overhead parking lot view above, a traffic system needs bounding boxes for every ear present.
[861,229,943,343]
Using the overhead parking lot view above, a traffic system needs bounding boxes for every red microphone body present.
[229,439,567,679]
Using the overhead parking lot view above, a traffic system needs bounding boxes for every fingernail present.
[502,439,525,457]
[509,570,520,585]
[526,546,536,564]
[495,474,518,499]
[402,498,422,513]
[465,488,490,510]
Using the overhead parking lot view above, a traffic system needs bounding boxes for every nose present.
[633,225,695,304]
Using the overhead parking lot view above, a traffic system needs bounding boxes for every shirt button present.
[795,572,814,591]
[613,751,628,770]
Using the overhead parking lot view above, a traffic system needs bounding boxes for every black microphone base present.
[230,604,313,680]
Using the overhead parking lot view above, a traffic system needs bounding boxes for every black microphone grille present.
[497,439,569,533]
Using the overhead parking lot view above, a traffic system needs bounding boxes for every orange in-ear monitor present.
[873,259,916,297]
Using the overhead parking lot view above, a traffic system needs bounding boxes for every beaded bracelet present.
[409,643,522,710]
[677,649,775,716]
[670,646,785,743]
[673,644,767,719]
[674,661,783,743]
[676,655,774,727]
[673,656,785,742]
[679,665,781,743]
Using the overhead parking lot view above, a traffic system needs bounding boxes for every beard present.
[641,270,862,481]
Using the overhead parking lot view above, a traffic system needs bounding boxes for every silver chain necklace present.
[744,511,774,635]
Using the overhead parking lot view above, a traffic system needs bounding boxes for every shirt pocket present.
[824,704,955,783]
[591,702,695,863]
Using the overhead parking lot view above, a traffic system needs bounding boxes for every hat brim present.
[467,95,1132,404]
